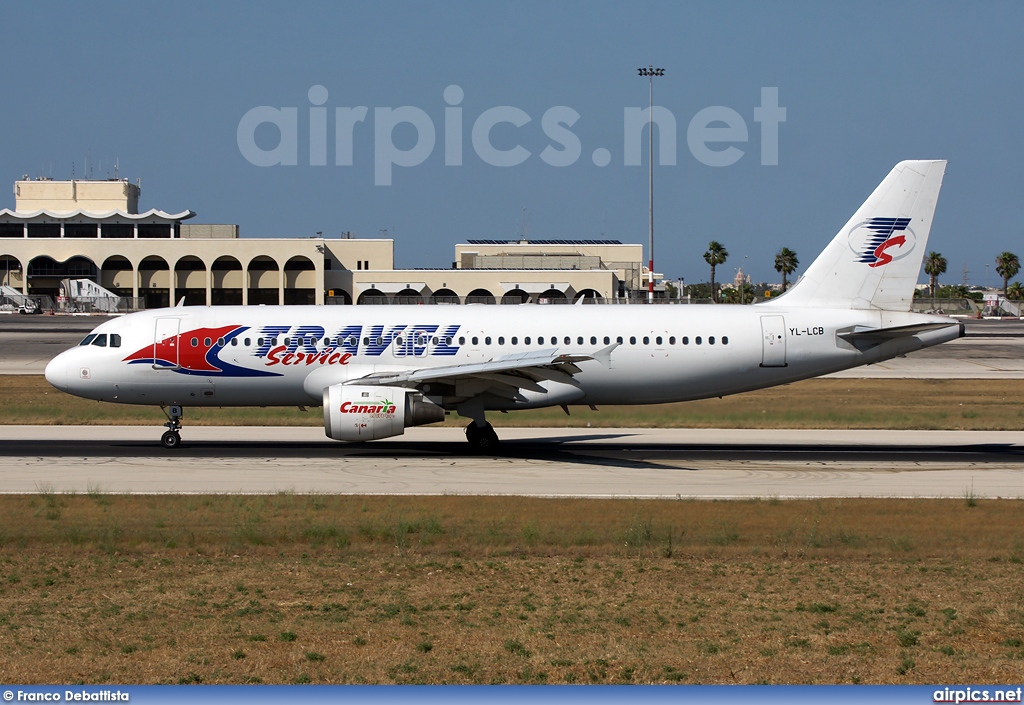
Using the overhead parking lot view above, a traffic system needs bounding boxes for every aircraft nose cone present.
[44,353,69,392]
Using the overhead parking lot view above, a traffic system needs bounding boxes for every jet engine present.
[323,384,445,441]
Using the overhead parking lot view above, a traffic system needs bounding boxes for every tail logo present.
[848,217,915,268]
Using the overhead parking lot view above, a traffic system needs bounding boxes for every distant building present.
[1,177,649,309]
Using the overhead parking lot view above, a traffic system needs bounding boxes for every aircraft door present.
[760,315,787,367]
[153,317,180,370]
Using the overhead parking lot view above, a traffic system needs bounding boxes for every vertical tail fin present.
[770,160,946,310]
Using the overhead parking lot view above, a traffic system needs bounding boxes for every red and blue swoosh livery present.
[123,326,282,377]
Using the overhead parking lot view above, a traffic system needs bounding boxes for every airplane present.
[45,160,961,451]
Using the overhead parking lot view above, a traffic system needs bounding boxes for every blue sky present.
[2,0,1021,286]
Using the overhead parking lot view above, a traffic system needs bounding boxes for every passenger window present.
[617,336,623,344]
[497,336,504,345]
[722,336,729,345]
[376,336,383,346]
[696,336,703,345]
[603,336,610,345]
[284,337,290,346]
[191,337,198,347]
[396,337,404,346]
[577,336,584,345]
[643,336,649,345]
[682,336,689,345]
[709,336,716,345]
[204,338,212,347]
[629,336,636,345]
[217,338,225,347]
[363,337,370,346]
[91,334,107,347]
[110,334,121,348]
[445,337,452,345]
[537,337,544,345]
[511,337,518,345]
[669,336,676,345]
[656,336,662,345]
[590,336,597,345]
[432,337,439,345]
[472,337,479,345]
[230,338,237,346]
[485,337,492,345]
[80,334,96,346]
[525,337,531,345]
[245,338,252,346]
[257,338,264,346]
[459,337,465,345]
[564,336,571,345]
[271,338,278,346]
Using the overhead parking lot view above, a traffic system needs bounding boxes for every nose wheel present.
[161,430,181,449]
[160,405,184,449]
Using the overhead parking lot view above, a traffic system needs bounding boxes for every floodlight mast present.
[638,65,665,302]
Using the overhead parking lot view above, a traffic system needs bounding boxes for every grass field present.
[5,375,1024,430]
[1,494,1023,684]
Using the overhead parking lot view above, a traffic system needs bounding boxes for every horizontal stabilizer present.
[837,321,962,350]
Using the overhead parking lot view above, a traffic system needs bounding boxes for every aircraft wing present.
[348,344,617,397]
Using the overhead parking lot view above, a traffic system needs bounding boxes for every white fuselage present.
[44,303,960,410]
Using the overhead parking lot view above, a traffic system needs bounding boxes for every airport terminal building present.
[0,177,656,311]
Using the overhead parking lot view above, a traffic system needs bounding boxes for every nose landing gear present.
[160,405,183,449]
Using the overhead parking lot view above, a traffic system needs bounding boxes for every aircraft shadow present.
[0,439,1021,472]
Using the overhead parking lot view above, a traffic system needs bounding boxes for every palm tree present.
[996,251,1020,297]
[923,251,947,298]
[703,241,728,302]
[773,247,799,292]
[1008,282,1024,301]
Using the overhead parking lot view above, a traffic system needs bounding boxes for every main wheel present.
[160,430,181,449]
[465,422,499,452]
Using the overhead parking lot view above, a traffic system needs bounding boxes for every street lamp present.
[638,65,665,302]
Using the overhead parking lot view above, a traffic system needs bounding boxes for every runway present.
[3,425,1023,499]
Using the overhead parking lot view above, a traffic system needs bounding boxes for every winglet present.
[588,342,618,369]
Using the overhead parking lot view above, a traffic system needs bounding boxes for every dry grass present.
[2,494,1023,684]
[5,376,1024,430]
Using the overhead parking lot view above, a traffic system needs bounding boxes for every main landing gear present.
[465,421,500,452]
[160,405,183,449]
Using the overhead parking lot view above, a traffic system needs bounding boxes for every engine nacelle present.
[323,384,444,441]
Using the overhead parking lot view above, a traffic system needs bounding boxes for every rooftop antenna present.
[962,261,969,287]
[114,158,119,180]
[518,207,529,243]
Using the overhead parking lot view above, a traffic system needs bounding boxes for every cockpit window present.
[79,334,97,346]
[91,334,108,347]
[110,334,121,348]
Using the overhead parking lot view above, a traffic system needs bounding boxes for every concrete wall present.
[181,224,239,239]
[15,180,140,214]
